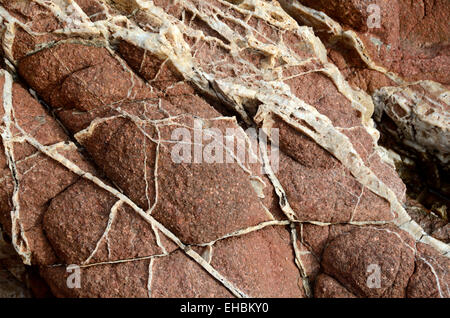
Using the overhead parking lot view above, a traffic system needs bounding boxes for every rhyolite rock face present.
[279,0,450,236]
[0,0,448,298]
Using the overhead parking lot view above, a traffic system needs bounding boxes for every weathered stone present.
[407,243,450,298]
[282,0,450,85]
[321,226,416,298]
[406,198,450,244]
[208,226,305,297]
[314,274,356,298]
[374,81,450,177]
[0,0,447,299]
[280,0,450,216]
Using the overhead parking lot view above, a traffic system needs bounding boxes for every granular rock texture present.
[280,0,449,86]
[279,0,450,237]
[0,0,448,298]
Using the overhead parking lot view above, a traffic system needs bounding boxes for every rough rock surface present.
[279,0,450,235]
[280,0,449,86]
[0,0,448,298]
[406,198,449,244]
[0,228,50,297]
[374,81,450,202]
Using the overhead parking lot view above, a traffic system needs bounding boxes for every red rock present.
[150,250,234,298]
[286,0,450,84]
[407,243,450,298]
[209,226,305,297]
[0,0,447,299]
[321,226,416,297]
[314,274,356,298]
